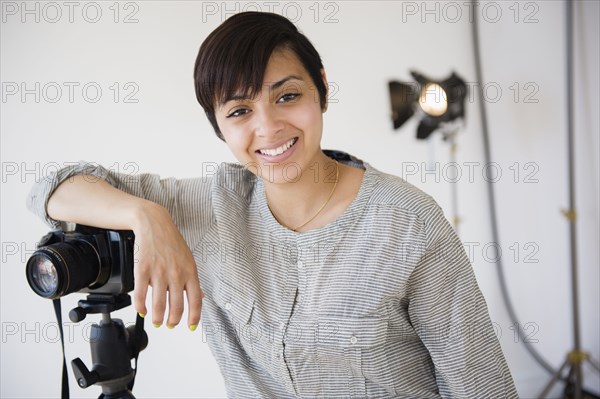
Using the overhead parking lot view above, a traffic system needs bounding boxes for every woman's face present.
[214,49,327,184]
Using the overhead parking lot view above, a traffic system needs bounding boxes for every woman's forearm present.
[47,174,159,232]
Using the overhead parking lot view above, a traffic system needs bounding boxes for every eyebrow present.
[223,75,303,104]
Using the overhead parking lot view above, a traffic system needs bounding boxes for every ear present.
[320,68,328,113]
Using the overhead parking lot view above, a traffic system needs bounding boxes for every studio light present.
[388,71,467,139]
[388,70,468,233]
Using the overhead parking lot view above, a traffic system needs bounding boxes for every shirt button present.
[350,336,358,345]
[279,322,286,331]
[297,260,304,268]
[224,302,232,310]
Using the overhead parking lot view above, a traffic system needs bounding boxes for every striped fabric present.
[27,151,518,398]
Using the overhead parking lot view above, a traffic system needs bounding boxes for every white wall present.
[1,1,598,398]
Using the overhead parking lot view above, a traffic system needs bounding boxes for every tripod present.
[538,1,600,398]
[69,294,148,399]
[539,352,600,399]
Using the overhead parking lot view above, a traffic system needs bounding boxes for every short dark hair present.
[193,12,327,140]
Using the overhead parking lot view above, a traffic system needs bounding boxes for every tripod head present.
[69,293,132,322]
[69,294,148,399]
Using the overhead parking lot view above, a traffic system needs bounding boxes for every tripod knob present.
[71,357,99,388]
[69,306,87,322]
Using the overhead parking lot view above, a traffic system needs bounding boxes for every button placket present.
[273,247,299,394]
[295,256,308,310]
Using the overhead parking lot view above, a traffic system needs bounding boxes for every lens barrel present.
[26,240,102,299]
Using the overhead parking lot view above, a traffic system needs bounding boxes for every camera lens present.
[26,240,103,299]
[27,255,59,297]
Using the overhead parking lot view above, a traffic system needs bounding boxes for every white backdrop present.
[1,1,599,398]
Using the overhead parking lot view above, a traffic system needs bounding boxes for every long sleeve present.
[406,205,518,398]
[25,161,214,250]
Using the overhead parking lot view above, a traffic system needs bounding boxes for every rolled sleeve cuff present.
[26,161,118,228]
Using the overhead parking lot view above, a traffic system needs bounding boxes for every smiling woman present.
[27,11,518,398]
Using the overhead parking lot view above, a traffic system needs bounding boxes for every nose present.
[255,105,284,137]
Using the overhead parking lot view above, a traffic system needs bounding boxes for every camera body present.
[26,225,135,299]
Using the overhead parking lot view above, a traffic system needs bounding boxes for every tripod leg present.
[564,360,582,399]
[586,357,600,373]
[538,358,570,399]
[573,361,582,399]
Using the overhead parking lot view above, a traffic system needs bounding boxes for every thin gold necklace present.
[267,160,340,232]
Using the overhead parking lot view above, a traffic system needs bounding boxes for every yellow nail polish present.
[153,323,161,328]
[167,325,174,330]
[138,313,146,318]
[189,324,198,332]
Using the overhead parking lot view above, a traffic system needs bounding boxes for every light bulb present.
[418,83,448,117]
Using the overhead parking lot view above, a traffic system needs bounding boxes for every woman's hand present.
[47,175,203,329]
[132,201,204,330]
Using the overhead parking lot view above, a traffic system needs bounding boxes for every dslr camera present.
[26,224,135,299]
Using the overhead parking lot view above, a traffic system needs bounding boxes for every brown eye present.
[277,93,301,103]
[226,108,250,118]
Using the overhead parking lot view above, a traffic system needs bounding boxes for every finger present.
[151,283,168,327]
[166,288,184,328]
[186,281,204,330]
[133,266,149,317]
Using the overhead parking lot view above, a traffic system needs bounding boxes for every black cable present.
[469,0,557,376]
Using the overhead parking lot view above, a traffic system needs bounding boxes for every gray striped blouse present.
[27,151,518,398]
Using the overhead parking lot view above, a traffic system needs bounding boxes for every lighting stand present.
[437,122,462,235]
[538,1,600,398]
[445,130,460,235]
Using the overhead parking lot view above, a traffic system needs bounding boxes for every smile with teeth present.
[257,138,298,157]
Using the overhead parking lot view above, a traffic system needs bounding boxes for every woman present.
[28,11,518,398]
